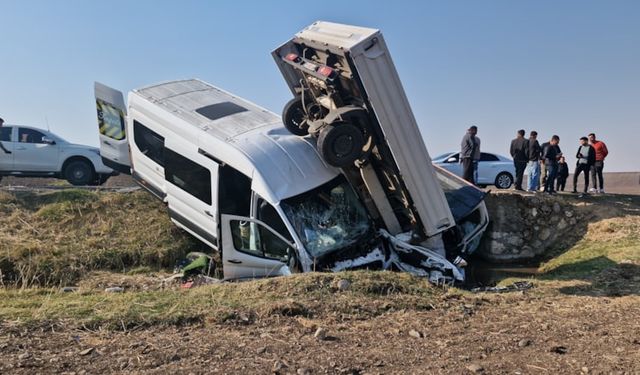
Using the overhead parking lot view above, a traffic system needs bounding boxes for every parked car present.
[0,125,116,185]
[432,151,515,189]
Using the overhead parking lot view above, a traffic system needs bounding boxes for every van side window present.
[164,148,211,205]
[218,166,251,216]
[133,120,165,166]
[257,199,293,242]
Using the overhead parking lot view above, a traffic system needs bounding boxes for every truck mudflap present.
[379,229,465,285]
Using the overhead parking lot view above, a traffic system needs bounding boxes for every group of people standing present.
[510,130,608,195]
[460,126,609,196]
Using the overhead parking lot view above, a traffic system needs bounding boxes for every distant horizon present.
[1,0,638,172]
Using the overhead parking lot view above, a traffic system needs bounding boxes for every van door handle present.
[227,259,242,264]
[204,210,214,217]
[15,147,26,150]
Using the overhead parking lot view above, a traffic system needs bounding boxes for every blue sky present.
[1,0,638,171]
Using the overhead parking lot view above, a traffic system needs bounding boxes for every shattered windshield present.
[281,176,372,258]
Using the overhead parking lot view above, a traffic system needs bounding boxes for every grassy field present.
[0,190,638,330]
[0,190,203,287]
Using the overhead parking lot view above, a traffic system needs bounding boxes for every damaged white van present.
[95,78,483,284]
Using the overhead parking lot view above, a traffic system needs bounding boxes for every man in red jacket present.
[588,133,608,193]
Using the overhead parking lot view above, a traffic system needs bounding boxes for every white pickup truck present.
[0,124,116,185]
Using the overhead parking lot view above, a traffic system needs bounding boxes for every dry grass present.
[0,190,203,287]
[0,271,446,330]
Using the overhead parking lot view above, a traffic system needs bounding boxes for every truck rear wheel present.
[282,97,309,136]
[317,123,365,168]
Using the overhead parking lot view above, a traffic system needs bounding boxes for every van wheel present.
[495,172,513,189]
[317,123,365,168]
[65,160,95,186]
[282,97,309,136]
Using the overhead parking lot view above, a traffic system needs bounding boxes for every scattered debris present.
[336,279,351,291]
[517,339,532,348]
[272,359,288,373]
[408,329,423,339]
[466,363,484,373]
[314,327,327,340]
[60,287,78,293]
[550,345,568,354]
[79,348,95,356]
[17,352,31,360]
[471,281,534,293]
[104,287,124,293]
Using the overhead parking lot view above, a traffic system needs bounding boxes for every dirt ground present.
[1,288,639,374]
[1,177,638,374]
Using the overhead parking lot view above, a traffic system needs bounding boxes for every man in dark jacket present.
[510,129,528,190]
[572,136,596,194]
[460,125,478,184]
[525,131,542,191]
[542,135,562,194]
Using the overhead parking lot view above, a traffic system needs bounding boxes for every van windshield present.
[281,176,372,258]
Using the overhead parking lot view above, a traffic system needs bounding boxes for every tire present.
[64,160,95,186]
[494,172,513,189]
[282,97,309,136]
[317,122,365,168]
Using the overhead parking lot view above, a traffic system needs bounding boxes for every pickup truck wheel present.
[64,160,95,186]
[318,123,365,168]
[282,97,309,136]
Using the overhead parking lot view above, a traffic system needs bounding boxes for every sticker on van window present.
[96,99,126,140]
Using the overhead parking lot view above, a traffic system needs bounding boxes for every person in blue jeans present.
[542,135,562,194]
[525,131,541,191]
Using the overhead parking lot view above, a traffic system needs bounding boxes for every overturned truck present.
[93,21,488,285]
[273,21,488,283]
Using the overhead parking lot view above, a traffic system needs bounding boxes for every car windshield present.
[433,165,485,220]
[281,176,372,258]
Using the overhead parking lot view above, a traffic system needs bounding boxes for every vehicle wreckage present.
[93,21,488,286]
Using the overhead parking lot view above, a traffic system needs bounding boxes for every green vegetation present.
[0,190,203,287]
[539,198,640,279]
[0,190,638,330]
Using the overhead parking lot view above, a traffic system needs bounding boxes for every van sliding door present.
[164,138,219,249]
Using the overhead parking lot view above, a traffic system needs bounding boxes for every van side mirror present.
[42,137,56,145]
